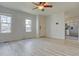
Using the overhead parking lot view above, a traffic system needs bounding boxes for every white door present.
[39,16,46,37]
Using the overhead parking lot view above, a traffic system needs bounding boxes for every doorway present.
[65,19,78,40]
[39,16,46,38]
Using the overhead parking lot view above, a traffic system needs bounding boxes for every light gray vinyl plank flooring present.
[0,38,79,56]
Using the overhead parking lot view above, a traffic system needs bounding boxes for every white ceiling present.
[0,2,79,15]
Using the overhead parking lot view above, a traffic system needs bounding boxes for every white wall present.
[46,13,65,39]
[0,5,37,42]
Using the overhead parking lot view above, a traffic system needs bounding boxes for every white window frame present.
[25,19,32,32]
[0,15,12,33]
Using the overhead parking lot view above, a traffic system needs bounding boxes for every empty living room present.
[0,1,79,57]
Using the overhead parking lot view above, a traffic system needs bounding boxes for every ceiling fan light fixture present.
[32,2,53,11]
[38,5,44,10]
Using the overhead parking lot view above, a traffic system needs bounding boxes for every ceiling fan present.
[32,2,53,11]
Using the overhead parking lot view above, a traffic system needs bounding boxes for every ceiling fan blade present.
[39,2,46,5]
[44,5,53,8]
[39,2,42,4]
[32,2,39,6]
[32,7,38,10]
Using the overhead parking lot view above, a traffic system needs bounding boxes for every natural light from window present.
[0,15,11,33]
[25,19,32,32]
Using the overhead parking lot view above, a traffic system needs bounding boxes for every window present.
[0,15,11,33]
[25,19,32,32]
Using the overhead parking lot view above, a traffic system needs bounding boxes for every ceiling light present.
[38,6,44,10]
[32,2,53,11]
